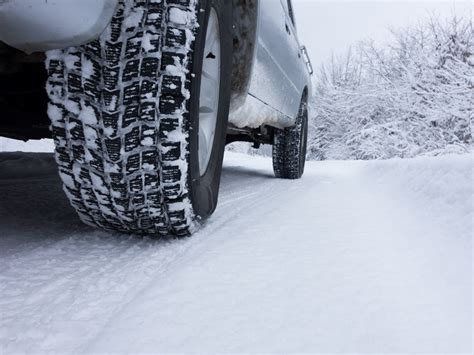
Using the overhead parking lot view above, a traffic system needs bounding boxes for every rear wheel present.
[272,93,309,179]
[46,0,232,236]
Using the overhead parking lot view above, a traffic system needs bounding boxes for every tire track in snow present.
[80,161,286,350]
[0,152,285,353]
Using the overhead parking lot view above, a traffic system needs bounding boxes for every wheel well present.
[230,0,259,112]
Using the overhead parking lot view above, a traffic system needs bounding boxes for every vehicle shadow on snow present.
[221,152,275,181]
[221,165,274,180]
[0,153,181,254]
[0,152,92,254]
[0,152,273,255]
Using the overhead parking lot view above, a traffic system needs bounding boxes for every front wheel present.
[46,0,232,236]
[272,93,309,179]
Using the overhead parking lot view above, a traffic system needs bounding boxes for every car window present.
[280,0,289,17]
[287,0,296,27]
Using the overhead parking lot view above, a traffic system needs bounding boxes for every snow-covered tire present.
[45,0,232,236]
[272,93,308,179]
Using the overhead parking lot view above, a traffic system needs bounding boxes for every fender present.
[0,0,118,53]
[229,0,311,130]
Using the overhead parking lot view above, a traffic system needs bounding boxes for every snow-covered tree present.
[310,15,473,160]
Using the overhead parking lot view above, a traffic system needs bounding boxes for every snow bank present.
[0,138,54,152]
[367,153,473,230]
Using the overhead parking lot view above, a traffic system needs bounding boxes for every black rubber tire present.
[45,0,232,237]
[272,93,309,179]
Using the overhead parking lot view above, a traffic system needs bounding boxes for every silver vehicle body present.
[0,0,312,130]
[229,0,312,130]
[0,0,118,53]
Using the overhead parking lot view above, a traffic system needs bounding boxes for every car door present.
[248,0,302,120]
[280,0,308,118]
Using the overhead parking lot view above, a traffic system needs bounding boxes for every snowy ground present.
[0,138,54,153]
[0,147,472,353]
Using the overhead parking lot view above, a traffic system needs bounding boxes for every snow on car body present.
[0,0,313,236]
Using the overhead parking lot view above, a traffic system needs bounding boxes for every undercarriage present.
[0,42,273,145]
[0,43,50,140]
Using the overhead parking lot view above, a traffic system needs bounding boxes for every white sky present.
[292,0,473,68]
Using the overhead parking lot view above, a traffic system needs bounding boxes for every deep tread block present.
[124,127,141,152]
[125,32,143,59]
[123,104,139,128]
[123,82,140,105]
[165,28,187,48]
[104,66,121,90]
[123,59,140,81]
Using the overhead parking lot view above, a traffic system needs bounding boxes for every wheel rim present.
[198,8,221,176]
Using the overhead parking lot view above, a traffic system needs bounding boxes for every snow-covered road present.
[1,152,472,353]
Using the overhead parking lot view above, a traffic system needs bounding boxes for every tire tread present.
[272,96,308,180]
[46,0,200,236]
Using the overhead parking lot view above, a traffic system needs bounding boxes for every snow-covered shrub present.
[310,15,473,160]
